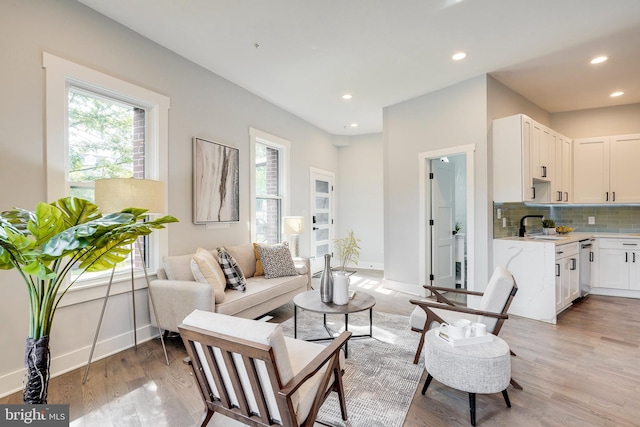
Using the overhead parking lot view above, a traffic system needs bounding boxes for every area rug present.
[280,309,424,427]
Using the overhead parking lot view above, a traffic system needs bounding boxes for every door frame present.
[418,144,475,297]
[309,167,335,273]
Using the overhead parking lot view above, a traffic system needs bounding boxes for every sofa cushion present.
[257,242,298,279]
[253,243,265,276]
[216,274,307,316]
[217,246,247,292]
[253,242,287,276]
[191,248,226,304]
[163,253,196,281]
[225,244,256,279]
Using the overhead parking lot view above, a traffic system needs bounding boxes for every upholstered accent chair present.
[179,310,350,427]
[409,267,518,365]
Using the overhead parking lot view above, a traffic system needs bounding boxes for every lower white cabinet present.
[555,243,579,313]
[598,239,640,290]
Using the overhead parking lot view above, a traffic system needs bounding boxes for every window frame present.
[43,52,170,292]
[249,128,291,243]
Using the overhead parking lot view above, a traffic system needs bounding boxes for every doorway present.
[309,167,335,274]
[419,145,475,297]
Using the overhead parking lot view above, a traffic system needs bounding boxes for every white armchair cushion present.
[182,310,296,422]
[190,248,226,303]
[477,267,515,332]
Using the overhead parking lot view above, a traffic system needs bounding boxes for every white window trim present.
[42,52,170,292]
[249,127,291,242]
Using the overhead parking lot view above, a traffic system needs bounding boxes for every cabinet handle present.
[532,187,536,199]
[606,192,609,201]
[564,192,569,202]
[556,251,564,255]
[570,258,577,270]
[623,243,638,246]
[613,192,616,202]
[634,253,636,263]
[541,166,547,178]
[556,191,562,202]
[556,263,560,277]
[625,252,628,263]
[589,251,594,262]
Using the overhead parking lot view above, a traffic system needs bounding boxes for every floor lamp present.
[283,216,304,257]
[83,178,169,384]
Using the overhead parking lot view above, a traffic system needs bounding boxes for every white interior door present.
[431,159,455,288]
[310,169,334,274]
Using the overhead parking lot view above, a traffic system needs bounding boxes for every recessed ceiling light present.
[590,56,608,64]
[610,91,624,97]
[350,123,358,128]
[452,52,467,61]
[342,94,353,100]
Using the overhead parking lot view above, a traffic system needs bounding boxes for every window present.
[68,87,144,200]
[43,53,170,285]
[249,128,290,244]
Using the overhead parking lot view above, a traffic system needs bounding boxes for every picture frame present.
[193,137,240,224]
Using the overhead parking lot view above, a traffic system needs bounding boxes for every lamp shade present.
[95,178,165,214]
[283,216,304,235]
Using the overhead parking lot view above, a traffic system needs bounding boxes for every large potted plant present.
[0,197,177,404]
[332,230,360,305]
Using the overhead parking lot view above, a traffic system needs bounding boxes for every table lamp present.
[283,216,304,257]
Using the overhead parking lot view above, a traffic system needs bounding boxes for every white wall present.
[334,133,384,270]
[0,0,337,397]
[383,75,490,293]
[550,103,640,138]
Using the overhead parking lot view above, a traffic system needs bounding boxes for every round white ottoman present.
[421,329,511,426]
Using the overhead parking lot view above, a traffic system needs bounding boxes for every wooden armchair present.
[179,309,351,427]
[409,267,518,365]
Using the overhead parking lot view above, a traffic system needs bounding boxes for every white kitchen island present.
[494,238,561,324]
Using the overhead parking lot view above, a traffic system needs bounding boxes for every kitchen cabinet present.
[610,134,640,203]
[555,243,579,313]
[551,134,572,203]
[573,133,640,204]
[598,238,640,290]
[493,114,553,203]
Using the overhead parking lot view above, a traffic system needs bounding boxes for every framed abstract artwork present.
[193,137,240,223]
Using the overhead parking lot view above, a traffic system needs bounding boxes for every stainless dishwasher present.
[579,239,594,297]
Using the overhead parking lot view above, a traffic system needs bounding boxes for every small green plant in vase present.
[331,230,360,305]
[542,219,556,235]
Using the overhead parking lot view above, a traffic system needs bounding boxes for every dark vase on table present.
[320,253,333,303]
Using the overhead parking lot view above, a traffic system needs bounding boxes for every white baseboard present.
[382,279,424,296]
[0,325,159,399]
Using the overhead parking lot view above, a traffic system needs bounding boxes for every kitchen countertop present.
[497,232,640,245]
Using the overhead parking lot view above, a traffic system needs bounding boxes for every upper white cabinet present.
[551,134,572,203]
[493,114,569,203]
[573,133,640,204]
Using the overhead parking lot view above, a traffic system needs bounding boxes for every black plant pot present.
[23,336,50,404]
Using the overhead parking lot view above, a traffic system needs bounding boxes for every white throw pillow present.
[191,248,226,303]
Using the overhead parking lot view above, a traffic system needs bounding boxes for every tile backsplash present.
[493,203,640,238]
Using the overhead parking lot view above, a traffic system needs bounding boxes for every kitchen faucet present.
[518,215,544,237]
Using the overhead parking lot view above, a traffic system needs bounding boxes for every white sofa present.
[149,244,311,333]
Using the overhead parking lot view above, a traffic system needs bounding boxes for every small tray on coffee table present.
[438,332,494,347]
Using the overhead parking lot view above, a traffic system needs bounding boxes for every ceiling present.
[77,0,640,135]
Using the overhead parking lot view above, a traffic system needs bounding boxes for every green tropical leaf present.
[28,203,65,246]
[22,260,56,280]
[53,197,102,229]
[78,240,133,272]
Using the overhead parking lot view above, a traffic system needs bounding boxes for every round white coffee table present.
[293,290,376,357]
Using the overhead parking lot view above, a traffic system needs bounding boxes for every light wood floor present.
[2,270,639,426]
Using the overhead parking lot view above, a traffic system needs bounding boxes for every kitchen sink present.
[528,235,569,240]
